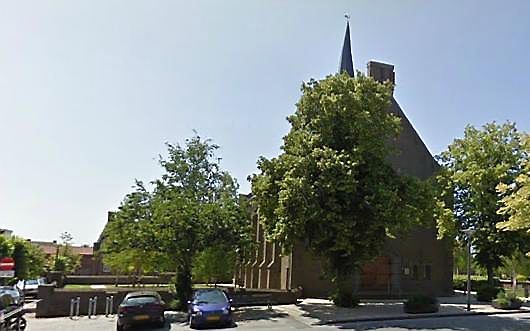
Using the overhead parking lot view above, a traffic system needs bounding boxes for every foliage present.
[48,232,81,275]
[404,295,438,313]
[0,236,46,279]
[499,250,530,281]
[497,135,530,240]
[102,135,252,310]
[492,290,522,309]
[330,289,359,308]
[476,283,504,302]
[436,122,529,283]
[452,274,493,291]
[251,73,434,298]
[193,247,235,285]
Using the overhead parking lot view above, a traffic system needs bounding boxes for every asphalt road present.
[24,312,530,331]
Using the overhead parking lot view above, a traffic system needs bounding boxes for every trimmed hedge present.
[476,284,504,302]
[404,295,439,314]
[453,275,499,291]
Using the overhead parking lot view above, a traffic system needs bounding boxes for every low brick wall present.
[36,285,174,318]
[63,274,174,285]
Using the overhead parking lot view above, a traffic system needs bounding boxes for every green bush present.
[476,284,504,302]
[403,295,438,314]
[330,291,359,308]
[492,291,522,309]
[452,275,500,291]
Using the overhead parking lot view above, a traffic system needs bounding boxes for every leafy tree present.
[150,136,251,308]
[193,247,235,285]
[101,182,173,283]
[12,238,46,279]
[497,135,530,240]
[50,232,81,274]
[251,73,433,302]
[103,135,251,308]
[436,122,528,284]
[0,236,13,258]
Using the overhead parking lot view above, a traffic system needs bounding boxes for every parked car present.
[116,291,166,331]
[188,288,233,329]
[0,286,26,331]
[0,287,21,306]
[16,278,46,297]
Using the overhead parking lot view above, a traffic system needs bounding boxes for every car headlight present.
[193,310,202,316]
[222,307,230,315]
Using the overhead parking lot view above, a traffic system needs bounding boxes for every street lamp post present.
[463,228,476,311]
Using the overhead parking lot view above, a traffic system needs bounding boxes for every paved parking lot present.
[24,309,315,331]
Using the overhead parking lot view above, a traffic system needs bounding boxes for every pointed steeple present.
[339,20,355,77]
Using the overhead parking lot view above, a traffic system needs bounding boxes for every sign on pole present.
[0,257,15,278]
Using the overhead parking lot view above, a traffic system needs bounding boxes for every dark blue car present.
[188,288,233,328]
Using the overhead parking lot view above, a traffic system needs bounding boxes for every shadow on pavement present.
[335,314,530,331]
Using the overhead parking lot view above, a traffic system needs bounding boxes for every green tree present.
[436,122,528,284]
[251,73,433,303]
[150,136,251,308]
[103,135,251,308]
[193,247,235,285]
[497,135,530,240]
[12,238,46,279]
[50,232,81,274]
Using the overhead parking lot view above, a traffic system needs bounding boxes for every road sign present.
[0,257,15,270]
[0,270,15,277]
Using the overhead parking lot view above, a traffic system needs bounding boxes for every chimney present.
[367,61,395,85]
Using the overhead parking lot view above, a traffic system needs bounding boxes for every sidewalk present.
[277,294,530,325]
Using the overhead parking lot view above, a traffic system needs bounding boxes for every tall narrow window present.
[424,265,432,280]
[412,265,419,280]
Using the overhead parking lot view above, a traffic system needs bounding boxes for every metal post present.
[88,298,93,318]
[75,297,80,317]
[466,237,471,311]
[69,298,75,319]
[105,297,109,317]
[93,296,98,316]
[110,296,114,315]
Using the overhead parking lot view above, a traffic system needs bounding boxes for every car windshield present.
[126,296,159,305]
[194,290,227,304]
[25,280,38,285]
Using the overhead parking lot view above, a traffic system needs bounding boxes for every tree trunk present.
[333,266,356,307]
[487,264,494,286]
[175,259,193,311]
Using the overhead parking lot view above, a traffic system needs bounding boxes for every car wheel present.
[116,323,125,331]
[189,316,197,329]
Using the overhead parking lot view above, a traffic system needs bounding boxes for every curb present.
[317,308,530,325]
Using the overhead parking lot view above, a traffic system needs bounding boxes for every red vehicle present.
[116,291,166,331]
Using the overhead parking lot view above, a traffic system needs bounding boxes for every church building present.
[236,22,453,298]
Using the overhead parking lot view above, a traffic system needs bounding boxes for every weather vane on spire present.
[344,12,350,21]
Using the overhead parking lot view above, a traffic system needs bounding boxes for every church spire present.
[339,16,355,77]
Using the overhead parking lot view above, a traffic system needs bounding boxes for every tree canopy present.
[251,73,433,302]
[436,122,528,283]
[102,135,251,308]
[497,134,530,240]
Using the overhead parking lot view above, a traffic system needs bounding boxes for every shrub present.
[330,291,359,308]
[492,291,522,310]
[476,284,504,302]
[403,295,438,314]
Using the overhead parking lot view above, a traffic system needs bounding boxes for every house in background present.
[30,240,102,275]
[236,22,452,298]
[0,228,13,238]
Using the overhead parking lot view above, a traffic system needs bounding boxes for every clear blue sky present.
[1,1,529,245]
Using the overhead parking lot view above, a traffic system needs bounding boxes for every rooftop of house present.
[30,240,94,256]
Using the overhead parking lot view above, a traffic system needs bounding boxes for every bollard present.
[93,296,98,316]
[70,297,81,319]
[105,296,114,317]
[75,297,80,317]
[69,298,75,319]
[88,298,94,319]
